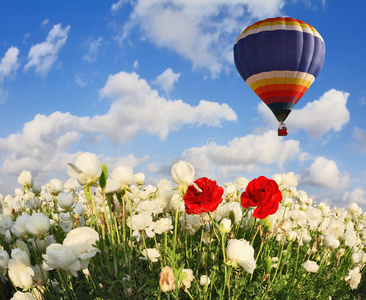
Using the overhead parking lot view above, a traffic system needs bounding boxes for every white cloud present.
[0,71,236,178]
[24,23,71,77]
[133,60,139,69]
[152,68,180,94]
[0,88,8,104]
[299,156,349,189]
[41,18,50,27]
[75,74,86,87]
[353,127,366,153]
[97,71,237,142]
[111,0,126,11]
[149,130,302,179]
[342,188,366,206]
[119,0,284,77]
[258,89,350,138]
[84,37,103,63]
[0,47,20,81]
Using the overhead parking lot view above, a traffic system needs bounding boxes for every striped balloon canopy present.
[234,17,325,124]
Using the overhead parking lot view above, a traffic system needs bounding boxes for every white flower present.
[200,275,211,286]
[326,220,345,238]
[25,213,50,237]
[0,214,13,242]
[58,193,75,210]
[31,182,42,196]
[226,239,256,274]
[159,266,175,292]
[154,218,173,234]
[127,213,155,238]
[171,161,195,188]
[63,178,80,193]
[11,213,31,238]
[234,177,248,189]
[324,235,340,249]
[219,218,232,234]
[347,202,359,214]
[343,229,357,248]
[139,248,160,262]
[10,291,36,300]
[302,260,319,273]
[25,197,42,211]
[47,179,63,195]
[215,202,243,225]
[42,244,81,277]
[67,152,102,186]
[136,200,163,216]
[180,268,195,290]
[18,170,33,188]
[134,173,145,185]
[180,215,200,236]
[0,249,10,268]
[63,227,100,269]
[8,249,34,289]
[105,165,134,193]
[345,267,361,289]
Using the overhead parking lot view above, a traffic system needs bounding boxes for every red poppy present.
[240,176,282,219]
[183,177,224,214]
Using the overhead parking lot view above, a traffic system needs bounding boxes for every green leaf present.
[99,163,108,190]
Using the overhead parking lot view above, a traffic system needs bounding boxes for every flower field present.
[0,152,366,299]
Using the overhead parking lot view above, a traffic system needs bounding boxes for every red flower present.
[183,177,224,214]
[240,176,282,219]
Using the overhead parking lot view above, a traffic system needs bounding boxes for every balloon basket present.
[278,129,288,136]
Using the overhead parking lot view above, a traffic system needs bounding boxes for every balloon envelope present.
[234,17,325,122]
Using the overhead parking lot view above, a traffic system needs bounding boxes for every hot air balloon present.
[233,17,325,136]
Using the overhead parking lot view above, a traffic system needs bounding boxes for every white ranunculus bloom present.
[11,213,31,238]
[180,268,195,291]
[31,182,42,196]
[326,220,345,238]
[171,161,195,188]
[0,214,13,243]
[17,170,33,188]
[127,213,155,238]
[25,197,42,211]
[347,202,359,214]
[200,275,211,286]
[105,165,134,193]
[0,249,10,268]
[154,218,173,234]
[324,235,340,249]
[343,229,357,248]
[8,249,34,289]
[47,179,63,195]
[63,178,80,193]
[67,152,102,186]
[139,248,160,262]
[345,267,361,289]
[25,213,50,237]
[63,227,100,269]
[226,239,256,274]
[58,193,75,210]
[302,260,319,273]
[42,244,81,277]
[234,177,248,190]
[180,215,200,236]
[134,172,145,185]
[136,200,163,216]
[215,202,243,225]
[10,291,36,300]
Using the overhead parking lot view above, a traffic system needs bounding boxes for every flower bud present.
[219,218,232,234]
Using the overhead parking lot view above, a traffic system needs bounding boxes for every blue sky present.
[0,0,365,208]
